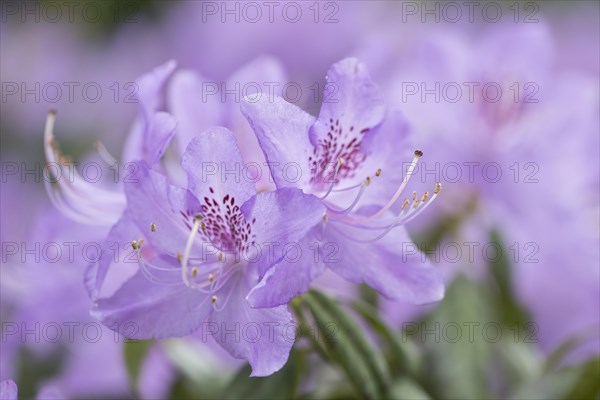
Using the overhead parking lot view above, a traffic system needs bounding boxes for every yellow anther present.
[131,240,139,250]
[211,295,218,304]
[150,223,156,232]
[176,252,182,264]
[402,198,410,209]
[414,149,423,157]
[191,267,199,278]
[434,182,442,194]
[422,192,430,202]
[208,272,216,282]
[375,168,382,177]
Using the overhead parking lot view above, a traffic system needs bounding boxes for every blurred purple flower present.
[166,56,286,191]
[92,128,325,376]
[44,61,177,228]
[357,22,600,359]
[241,58,444,308]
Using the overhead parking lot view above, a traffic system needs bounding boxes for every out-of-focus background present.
[1,1,598,399]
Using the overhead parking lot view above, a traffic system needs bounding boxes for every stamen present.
[136,250,184,287]
[131,240,139,250]
[43,111,125,226]
[150,223,156,232]
[213,281,237,312]
[191,267,199,278]
[180,218,201,288]
[375,168,382,177]
[399,183,442,225]
[328,176,370,218]
[95,140,118,166]
[402,199,410,210]
[319,157,344,200]
[331,182,442,241]
[350,150,423,224]
[211,295,218,304]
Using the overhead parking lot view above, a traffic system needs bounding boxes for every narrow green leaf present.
[123,339,154,393]
[512,358,600,399]
[562,357,600,400]
[352,300,423,377]
[415,275,493,399]
[303,290,389,399]
[487,230,531,328]
[388,378,431,400]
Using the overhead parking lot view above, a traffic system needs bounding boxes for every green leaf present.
[351,300,423,378]
[388,378,431,400]
[487,230,531,328]
[545,330,600,372]
[414,275,494,399]
[563,356,600,399]
[512,357,600,399]
[302,290,389,399]
[222,349,305,399]
[358,284,380,309]
[123,339,154,393]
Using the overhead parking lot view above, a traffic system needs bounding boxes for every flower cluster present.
[43,58,444,376]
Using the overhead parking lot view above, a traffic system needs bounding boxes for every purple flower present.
[91,128,325,376]
[241,58,444,308]
[0,381,17,400]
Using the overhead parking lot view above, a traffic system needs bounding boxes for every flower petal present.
[240,95,315,190]
[92,268,211,340]
[226,56,287,191]
[143,112,177,166]
[208,273,295,377]
[0,380,18,400]
[137,60,177,120]
[308,58,385,146]
[240,188,325,277]
[85,211,141,300]
[123,60,177,165]
[326,109,414,208]
[246,229,326,308]
[182,127,256,206]
[167,69,225,155]
[324,224,444,305]
[124,162,201,257]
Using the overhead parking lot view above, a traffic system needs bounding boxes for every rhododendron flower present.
[241,58,444,308]
[92,128,325,376]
